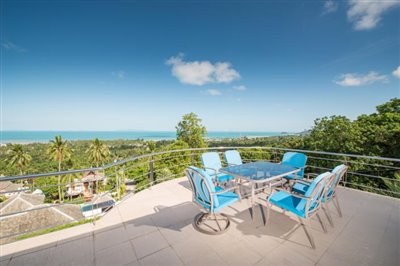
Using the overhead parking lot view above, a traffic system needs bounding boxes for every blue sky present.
[2,0,400,132]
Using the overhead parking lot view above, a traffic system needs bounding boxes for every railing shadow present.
[123,201,197,232]
[177,180,191,190]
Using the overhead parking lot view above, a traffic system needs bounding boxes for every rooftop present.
[1,176,398,266]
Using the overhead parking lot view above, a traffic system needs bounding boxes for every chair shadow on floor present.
[178,180,191,190]
[175,179,326,249]
[123,201,198,232]
[230,203,329,249]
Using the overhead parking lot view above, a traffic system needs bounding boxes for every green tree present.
[86,138,111,167]
[6,144,32,175]
[306,115,363,154]
[355,98,400,158]
[176,112,207,148]
[47,135,72,202]
[383,172,400,198]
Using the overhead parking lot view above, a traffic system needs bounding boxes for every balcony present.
[0,147,399,265]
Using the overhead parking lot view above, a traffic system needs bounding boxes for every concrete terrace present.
[1,177,399,266]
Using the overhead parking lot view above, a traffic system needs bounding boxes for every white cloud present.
[1,41,27,53]
[392,66,400,78]
[347,0,400,30]
[112,70,125,79]
[323,0,338,15]
[203,89,222,96]
[335,71,388,86]
[233,85,247,91]
[166,53,240,86]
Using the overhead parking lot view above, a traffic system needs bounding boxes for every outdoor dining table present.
[220,161,300,221]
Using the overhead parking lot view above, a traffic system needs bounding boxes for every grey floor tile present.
[124,216,158,240]
[130,230,169,259]
[47,236,94,266]
[94,226,129,253]
[95,241,137,266]
[138,247,183,266]
[171,235,215,264]
[8,247,54,266]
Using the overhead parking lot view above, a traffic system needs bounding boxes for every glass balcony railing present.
[1,147,399,244]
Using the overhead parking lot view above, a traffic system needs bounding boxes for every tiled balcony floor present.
[1,177,399,266]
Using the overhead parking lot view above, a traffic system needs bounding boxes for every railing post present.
[149,156,155,183]
[116,168,120,200]
[191,153,195,166]
[343,157,348,187]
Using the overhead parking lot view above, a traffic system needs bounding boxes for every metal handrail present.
[2,146,399,182]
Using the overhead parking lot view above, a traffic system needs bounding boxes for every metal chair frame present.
[322,165,348,226]
[265,172,334,249]
[291,165,348,227]
[186,167,239,235]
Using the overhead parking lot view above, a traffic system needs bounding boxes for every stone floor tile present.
[130,230,169,259]
[47,236,94,266]
[8,247,54,266]
[138,247,183,266]
[95,241,136,266]
[94,225,129,252]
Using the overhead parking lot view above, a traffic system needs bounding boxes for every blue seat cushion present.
[214,190,240,213]
[284,172,303,180]
[268,191,307,218]
[196,186,239,212]
[215,173,235,183]
[292,182,309,194]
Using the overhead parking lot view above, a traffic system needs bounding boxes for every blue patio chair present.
[185,166,240,234]
[224,149,257,179]
[292,164,348,227]
[265,172,334,249]
[281,152,307,180]
[224,150,243,166]
[201,152,235,184]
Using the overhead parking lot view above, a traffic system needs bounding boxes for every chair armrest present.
[272,188,310,200]
[227,163,239,166]
[212,186,238,195]
[294,179,312,185]
[306,172,318,178]
[203,167,218,175]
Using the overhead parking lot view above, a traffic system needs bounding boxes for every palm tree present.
[86,138,111,167]
[7,144,32,176]
[47,135,72,202]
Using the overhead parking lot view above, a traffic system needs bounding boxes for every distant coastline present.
[0,131,296,144]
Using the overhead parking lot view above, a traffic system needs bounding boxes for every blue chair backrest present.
[297,172,331,216]
[281,152,307,178]
[326,164,348,198]
[224,150,243,166]
[186,166,219,210]
[201,152,222,176]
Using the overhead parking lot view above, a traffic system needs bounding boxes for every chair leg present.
[333,195,343,217]
[323,205,334,227]
[316,212,327,233]
[298,217,316,249]
[193,212,230,235]
[214,213,222,231]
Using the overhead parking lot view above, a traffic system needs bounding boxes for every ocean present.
[0,131,293,144]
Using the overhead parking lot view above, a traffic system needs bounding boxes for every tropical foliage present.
[6,144,32,175]
[46,135,72,202]
[176,112,207,148]
[86,138,111,167]
[0,98,399,202]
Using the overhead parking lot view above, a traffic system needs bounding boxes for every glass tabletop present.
[220,161,299,181]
